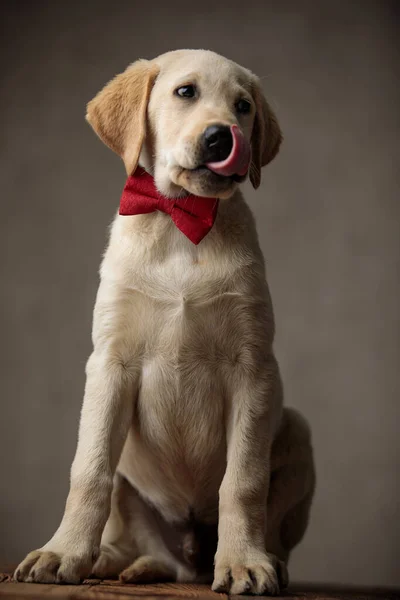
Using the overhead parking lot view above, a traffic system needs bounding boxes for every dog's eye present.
[175,85,196,98]
[236,99,251,114]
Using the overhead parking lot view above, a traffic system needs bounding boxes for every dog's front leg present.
[15,349,136,584]
[213,356,288,596]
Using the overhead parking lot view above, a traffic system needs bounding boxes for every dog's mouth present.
[172,126,250,197]
[189,165,246,184]
[178,124,250,191]
[175,164,246,199]
[190,124,250,185]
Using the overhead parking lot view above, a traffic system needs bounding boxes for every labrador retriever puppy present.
[15,49,315,595]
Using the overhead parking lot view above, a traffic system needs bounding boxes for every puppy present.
[15,49,315,595]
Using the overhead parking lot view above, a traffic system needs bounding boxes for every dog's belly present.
[117,293,235,524]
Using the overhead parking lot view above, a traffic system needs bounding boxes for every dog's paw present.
[14,549,94,584]
[119,555,174,584]
[91,545,131,579]
[212,551,288,596]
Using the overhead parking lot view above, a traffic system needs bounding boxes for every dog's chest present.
[135,243,235,378]
[136,243,227,303]
[138,244,248,367]
[128,245,238,481]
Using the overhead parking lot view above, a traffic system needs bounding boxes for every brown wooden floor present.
[1,569,399,599]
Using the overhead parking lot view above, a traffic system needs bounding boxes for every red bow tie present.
[119,167,219,245]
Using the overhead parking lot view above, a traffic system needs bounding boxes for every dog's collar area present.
[119,167,219,245]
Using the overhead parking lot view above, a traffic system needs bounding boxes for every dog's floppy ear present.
[86,60,159,175]
[249,78,282,189]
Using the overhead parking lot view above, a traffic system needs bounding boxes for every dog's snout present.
[202,125,233,163]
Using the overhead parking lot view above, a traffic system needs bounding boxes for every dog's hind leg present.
[93,473,196,583]
[266,407,316,564]
[91,473,138,578]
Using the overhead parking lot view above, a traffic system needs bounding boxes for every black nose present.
[202,125,233,163]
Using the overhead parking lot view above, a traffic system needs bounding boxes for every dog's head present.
[86,49,281,199]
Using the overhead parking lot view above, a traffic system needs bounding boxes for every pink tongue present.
[205,124,251,177]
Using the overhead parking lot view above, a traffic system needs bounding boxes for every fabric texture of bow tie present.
[119,167,219,245]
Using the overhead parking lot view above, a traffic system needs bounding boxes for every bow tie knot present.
[119,168,219,245]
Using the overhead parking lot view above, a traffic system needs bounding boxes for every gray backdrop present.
[1,0,399,588]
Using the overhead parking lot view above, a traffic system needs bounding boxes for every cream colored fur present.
[15,50,315,596]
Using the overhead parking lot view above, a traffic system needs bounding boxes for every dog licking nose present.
[205,124,251,178]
